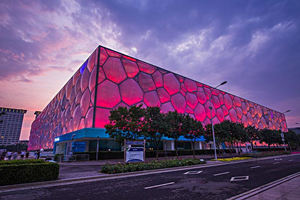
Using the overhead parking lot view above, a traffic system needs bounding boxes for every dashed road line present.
[273,162,280,164]
[250,166,261,169]
[213,172,230,176]
[144,182,175,189]
[184,170,203,175]
[288,160,293,162]
[230,176,249,182]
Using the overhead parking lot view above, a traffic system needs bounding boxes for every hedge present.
[0,159,44,165]
[74,149,236,160]
[253,147,286,152]
[0,160,59,186]
[101,159,206,174]
[216,157,252,162]
[244,151,290,158]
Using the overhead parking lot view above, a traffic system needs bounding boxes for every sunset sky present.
[0,0,299,140]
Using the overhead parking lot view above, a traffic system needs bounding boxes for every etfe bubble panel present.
[28,46,287,150]
[94,47,287,133]
[28,48,98,150]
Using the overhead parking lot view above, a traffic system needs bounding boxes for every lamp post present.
[280,110,291,151]
[209,81,227,160]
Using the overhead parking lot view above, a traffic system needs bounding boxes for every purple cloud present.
[0,0,299,130]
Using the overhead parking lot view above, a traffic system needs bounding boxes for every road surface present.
[1,154,300,200]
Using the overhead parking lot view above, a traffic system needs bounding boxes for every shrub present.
[54,154,63,162]
[0,160,59,186]
[101,159,206,174]
[244,151,290,158]
[253,148,286,152]
[215,157,252,162]
[0,159,44,165]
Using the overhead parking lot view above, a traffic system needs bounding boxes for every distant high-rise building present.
[0,107,27,145]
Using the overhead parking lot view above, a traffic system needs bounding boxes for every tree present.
[230,122,247,153]
[237,123,249,147]
[165,111,185,158]
[142,107,169,159]
[259,129,278,148]
[245,126,259,149]
[204,124,213,144]
[204,122,223,154]
[105,105,145,146]
[273,130,283,146]
[183,115,204,159]
[210,120,236,150]
[213,120,233,150]
[284,130,299,150]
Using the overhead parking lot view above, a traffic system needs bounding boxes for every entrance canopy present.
[54,128,206,144]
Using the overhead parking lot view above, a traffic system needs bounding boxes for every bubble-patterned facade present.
[28,46,288,150]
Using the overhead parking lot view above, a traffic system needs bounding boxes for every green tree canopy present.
[142,107,169,159]
[105,105,145,144]
[284,130,299,150]
[259,129,280,148]
[183,115,204,158]
[164,111,185,158]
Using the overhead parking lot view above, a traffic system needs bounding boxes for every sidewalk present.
[58,154,223,179]
[247,176,300,200]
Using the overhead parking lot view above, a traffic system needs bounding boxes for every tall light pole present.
[209,81,227,160]
[280,110,291,151]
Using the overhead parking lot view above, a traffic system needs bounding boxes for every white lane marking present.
[144,182,175,189]
[250,166,261,169]
[274,158,282,161]
[184,170,203,175]
[288,160,293,161]
[273,162,280,164]
[227,172,300,200]
[213,172,230,176]
[230,176,249,182]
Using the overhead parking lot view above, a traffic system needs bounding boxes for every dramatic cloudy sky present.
[1,0,299,140]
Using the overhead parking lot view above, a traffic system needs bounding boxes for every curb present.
[227,171,300,200]
[0,153,297,193]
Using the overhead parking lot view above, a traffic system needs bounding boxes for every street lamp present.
[280,110,291,151]
[209,81,227,160]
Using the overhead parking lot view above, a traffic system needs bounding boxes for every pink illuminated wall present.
[28,48,98,150]
[28,46,288,150]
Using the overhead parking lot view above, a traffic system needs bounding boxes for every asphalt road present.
[1,154,300,200]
